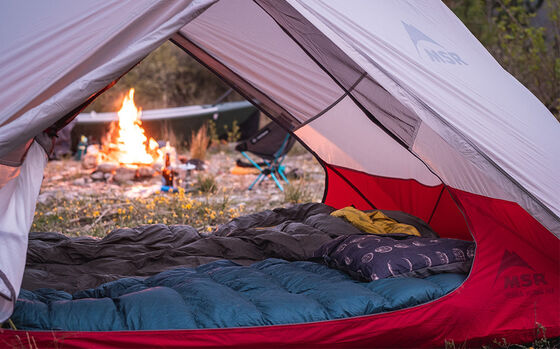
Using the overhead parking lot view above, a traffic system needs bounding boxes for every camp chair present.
[235,121,295,191]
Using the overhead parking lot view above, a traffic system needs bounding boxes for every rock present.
[82,153,98,169]
[90,171,105,181]
[187,158,206,171]
[104,173,113,181]
[286,168,303,179]
[114,167,136,184]
[97,162,118,173]
[86,144,99,155]
[137,166,155,178]
[37,193,54,204]
[72,178,86,186]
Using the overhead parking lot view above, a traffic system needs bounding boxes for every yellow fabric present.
[331,206,420,237]
[230,165,260,175]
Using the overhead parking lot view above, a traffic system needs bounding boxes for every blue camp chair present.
[235,122,295,191]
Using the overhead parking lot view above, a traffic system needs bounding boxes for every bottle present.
[161,152,174,187]
[75,135,88,160]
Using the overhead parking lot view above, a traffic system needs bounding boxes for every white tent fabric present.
[0,0,215,322]
[0,0,559,323]
[294,96,441,186]
[0,142,47,321]
[0,0,216,159]
[285,0,560,230]
[178,0,559,233]
[182,0,344,123]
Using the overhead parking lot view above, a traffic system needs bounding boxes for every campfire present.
[84,88,175,184]
[101,88,163,165]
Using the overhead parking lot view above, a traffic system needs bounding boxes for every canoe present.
[71,101,259,148]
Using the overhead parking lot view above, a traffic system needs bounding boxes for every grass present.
[224,120,241,143]
[195,173,218,194]
[32,188,244,237]
[207,120,220,147]
[189,124,210,160]
[283,177,314,204]
[444,323,558,349]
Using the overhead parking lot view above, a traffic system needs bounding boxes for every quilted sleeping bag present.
[12,258,466,331]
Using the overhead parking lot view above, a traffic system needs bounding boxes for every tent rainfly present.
[0,0,558,347]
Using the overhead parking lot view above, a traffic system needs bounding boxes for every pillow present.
[315,234,474,281]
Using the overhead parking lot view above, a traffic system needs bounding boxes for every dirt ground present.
[34,143,325,236]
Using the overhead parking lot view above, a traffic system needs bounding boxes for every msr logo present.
[402,21,468,65]
[495,250,547,289]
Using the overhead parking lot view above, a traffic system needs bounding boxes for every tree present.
[86,42,241,112]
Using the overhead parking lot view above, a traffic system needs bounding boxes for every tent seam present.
[297,72,367,130]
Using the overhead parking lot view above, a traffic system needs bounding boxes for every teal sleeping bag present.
[12,259,465,331]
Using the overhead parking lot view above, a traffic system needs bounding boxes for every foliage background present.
[87,0,559,121]
[85,42,242,112]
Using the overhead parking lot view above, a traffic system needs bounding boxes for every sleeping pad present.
[13,259,466,331]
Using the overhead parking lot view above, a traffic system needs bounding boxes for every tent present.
[0,0,558,347]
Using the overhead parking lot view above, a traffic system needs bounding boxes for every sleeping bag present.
[13,259,467,331]
[11,203,473,332]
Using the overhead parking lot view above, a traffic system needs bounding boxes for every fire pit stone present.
[90,171,105,181]
[97,162,119,173]
[114,167,137,184]
[138,166,156,178]
[82,153,98,170]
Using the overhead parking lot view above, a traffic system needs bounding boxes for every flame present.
[101,88,161,165]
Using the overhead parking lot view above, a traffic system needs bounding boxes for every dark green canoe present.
[72,101,259,147]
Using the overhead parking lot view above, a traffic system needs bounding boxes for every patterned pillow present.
[315,235,475,281]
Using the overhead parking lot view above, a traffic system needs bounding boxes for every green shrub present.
[224,120,241,143]
[207,120,219,147]
[196,174,217,194]
[284,177,313,204]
